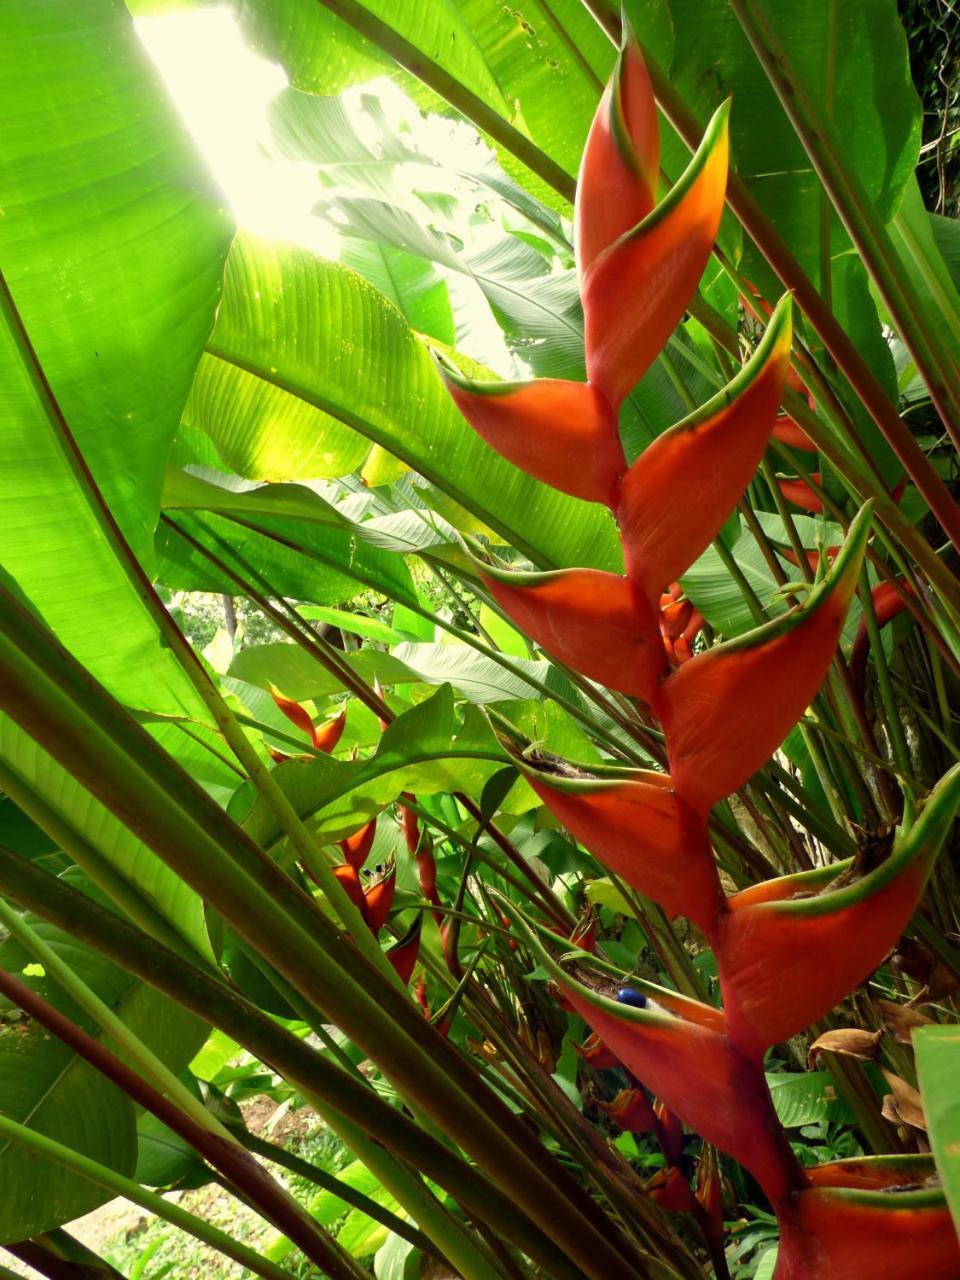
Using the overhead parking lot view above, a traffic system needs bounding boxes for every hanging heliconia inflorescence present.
[438,25,960,1280]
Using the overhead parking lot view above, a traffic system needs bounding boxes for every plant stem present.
[0,961,367,1280]
[0,1116,299,1280]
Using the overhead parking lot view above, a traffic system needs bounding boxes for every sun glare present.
[136,7,341,255]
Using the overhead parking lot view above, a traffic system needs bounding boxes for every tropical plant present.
[1,2,960,1279]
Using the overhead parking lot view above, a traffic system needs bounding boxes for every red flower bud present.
[386,916,422,987]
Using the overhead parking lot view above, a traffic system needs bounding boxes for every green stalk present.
[0,1119,300,1280]
[0,756,206,964]
[231,1128,437,1259]
[0,607,643,1280]
[731,0,960,451]
[0,841,580,1280]
[0,959,367,1280]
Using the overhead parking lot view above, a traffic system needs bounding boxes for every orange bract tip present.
[340,818,377,870]
[575,32,659,274]
[269,684,316,742]
[481,565,667,702]
[438,362,625,507]
[312,706,347,754]
[583,101,730,410]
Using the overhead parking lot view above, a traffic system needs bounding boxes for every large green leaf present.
[765,1070,853,1129]
[0,0,235,953]
[661,0,920,290]
[230,686,507,848]
[915,1025,960,1233]
[238,0,613,204]
[183,354,371,483]
[0,873,206,1240]
[0,0,231,714]
[206,234,621,571]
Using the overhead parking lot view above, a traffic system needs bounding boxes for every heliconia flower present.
[618,297,793,601]
[652,503,873,815]
[519,759,723,931]
[311,705,348,754]
[851,579,912,697]
[478,563,665,702]
[363,864,396,934]
[269,686,347,753]
[386,916,422,986]
[772,415,817,451]
[269,684,316,741]
[437,361,626,507]
[575,1031,621,1070]
[597,1087,657,1135]
[778,474,824,512]
[575,23,659,275]
[339,818,377,870]
[654,1100,684,1167]
[333,862,367,915]
[529,947,801,1202]
[715,763,960,1058]
[647,1165,698,1215]
[775,1156,960,1280]
[582,100,730,411]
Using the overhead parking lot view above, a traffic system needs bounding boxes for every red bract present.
[269,684,316,742]
[339,818,376,870]
[716,765,960,1057]
[776,1160,960,1280]
[647,1166,697,1215]
[386,917,422,986]
[363,865,396,934]
[312,706,347,754]
[778,474,824,512]
[438,366,625,506]
[582,101,729,410]
[480,565,665,701]
[575,26,658,274]
[544,963,801,1203]
[597,1087,657,1135]
[619,298,792,600]
[523,765,722,931]
[653,504,872,815]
